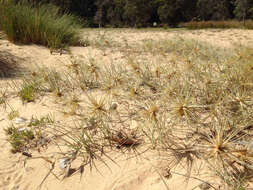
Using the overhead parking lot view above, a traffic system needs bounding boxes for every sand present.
[1,28,253,190]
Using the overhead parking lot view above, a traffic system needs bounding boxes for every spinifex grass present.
[0,0,82,49]
[3,30,253,189]
[8,67,70,103]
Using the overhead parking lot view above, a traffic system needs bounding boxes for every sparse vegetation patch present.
[1,29,253,190]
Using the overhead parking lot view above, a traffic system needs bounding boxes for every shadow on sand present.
[0,50,26,79]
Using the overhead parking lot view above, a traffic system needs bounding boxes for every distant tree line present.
[16,0,253,27]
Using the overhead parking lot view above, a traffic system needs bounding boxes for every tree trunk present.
[243,9,246,26]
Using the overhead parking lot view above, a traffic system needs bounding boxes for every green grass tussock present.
[0,0,82,49]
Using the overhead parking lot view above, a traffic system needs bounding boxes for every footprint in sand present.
[6,171,24,190]
[0,162,26,190]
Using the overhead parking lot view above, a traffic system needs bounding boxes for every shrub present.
[0,0,82,49]
[245,19,253,29]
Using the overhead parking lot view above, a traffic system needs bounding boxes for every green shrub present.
[0,0,82,49]
[245,20,253,29]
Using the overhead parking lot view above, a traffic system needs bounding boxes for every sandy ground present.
[0,28,253,190]
[82,28,253,48]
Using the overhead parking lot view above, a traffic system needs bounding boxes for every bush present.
[0,0,82,49]
[179,20,253,29]
[245,19,253,29]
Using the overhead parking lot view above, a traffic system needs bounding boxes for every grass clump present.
[28,115,54,127]
[5,115,54,153]
[0,0,82,49]
[17,79,41,102]
[8,110,19,120]
[5,125,35,153]
[19,83,37,102]
[11,67,67,102]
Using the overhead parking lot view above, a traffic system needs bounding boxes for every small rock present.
[14,117,27,124]
[198,182,211,190]
[18,127,26,132]
[161,168,172,179]
[247,141,253,151]
[58,158,71,170]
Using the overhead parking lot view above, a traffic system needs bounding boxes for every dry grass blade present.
[108,130,141,147]
[37,161,55,190]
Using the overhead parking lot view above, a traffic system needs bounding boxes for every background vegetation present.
[12,0,253,27]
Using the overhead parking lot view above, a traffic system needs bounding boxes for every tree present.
[94,0,112,27]
[123,0,154,27]
[234,0,253,24]
[156,0,197,25]
[106,0,126,27]
[197,0,233,21]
